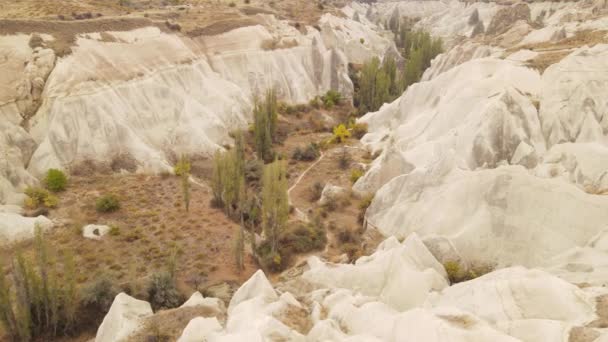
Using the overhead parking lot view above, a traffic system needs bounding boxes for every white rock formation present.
[82,224,111,240]
[540,44,608,147]
[95,293,153,342]
[318,183,348,206]
[177,317,223,342]
[355,57,544,193]
[0,213,53,244]
[181,291,225,315]
[304,234,448,311]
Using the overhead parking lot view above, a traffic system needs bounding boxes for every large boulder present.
[304,234,448,311]
[365,165,608,267]
[82,224,111,240]
[180,291,225,315]
[0,213,53,245]
[177,317,223,342]
[95,293,153,342]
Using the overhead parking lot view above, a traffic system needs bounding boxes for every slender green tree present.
[261,160,289,254]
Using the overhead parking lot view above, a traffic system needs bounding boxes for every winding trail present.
[287,151,326,222]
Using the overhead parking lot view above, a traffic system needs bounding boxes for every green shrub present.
[309,181,324,202]
[321,90,342,109]
[309,96,322,109]
[82,277,118,313]
[24,186,58,209]
[350,122,368,139]
[332,124,350,143]
[360,38,365,44]
[350,169,363,184]
[45,169,68,192]
[96,194,120,213]
[108,225,120,236]
[173,157,191,176]
[147,272,182,311]
[338,148,351,170]
[228,2,236,7]
[292,143,319,161]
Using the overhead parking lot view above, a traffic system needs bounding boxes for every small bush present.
[338,148,351,170]
[147,272,182,311]
[109,225,120,236]
[350,169,363,184]
[292,143,319,161]
[82,277,118,313]
[309,96,322,109]
[173,157,191,176]
[96,194,120,213]
[360,38,365,44]
[24,186,58,209]
[43,193,59,208]
[321,90,341,109]
[332,124,351,143]
[45,168,68,192]
[309,181,324,202]
[444,261,461,283]
[350,122,368,139]
[357,193,374,224]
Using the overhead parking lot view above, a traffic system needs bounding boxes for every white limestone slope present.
[355,57,544,194]
[26,22,352,177]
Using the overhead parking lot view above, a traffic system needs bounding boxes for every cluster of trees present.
[353,28,443,114]
[253,90,279,163]
[0,227,184,341]
[0,228,78,341]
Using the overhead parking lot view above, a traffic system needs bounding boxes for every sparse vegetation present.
[45,169,68,192]
[321,90,342,109]
[332,124,351,143]
[443,261,494,284]
[176,155,191,212]
[338,148,351,170]
[292,143,320,161]
[353,29,443,115]
[350,122,368,139]
[253,90,278,163]
[95,194,120,213]
[309,181,325,202]
[0,227,80,340]
[211,132,246,217]
[24,186,58,210]
[350,169,363,184]
[261,160,289,258]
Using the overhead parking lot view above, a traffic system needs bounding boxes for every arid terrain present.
[3,0,608,341]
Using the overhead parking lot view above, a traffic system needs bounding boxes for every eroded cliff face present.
[5,0,608,341]
[0,12,396,211]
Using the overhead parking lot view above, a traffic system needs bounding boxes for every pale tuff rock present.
[303,233,448,311]
[421,42,503,81]
[544,228,608,287]
[180,291,225,316]
[535,143,608,194]
[95,293,153,342]
[82,224,111,240]
[356,58,544,193]
[319,13,395,65]
[25,23,354,177]
[540,44,608,147]
[177,317,223,342]
[318,183,348,205]
[228,269,278,312]
[428,267,596,326]
[0,213,53,244]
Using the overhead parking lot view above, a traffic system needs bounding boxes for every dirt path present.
[287,151,326,222]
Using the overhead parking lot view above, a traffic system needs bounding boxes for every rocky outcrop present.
[95,293,153,342]
[486,4,531,36]
[0,213,53,244]
[82,224,110,240]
